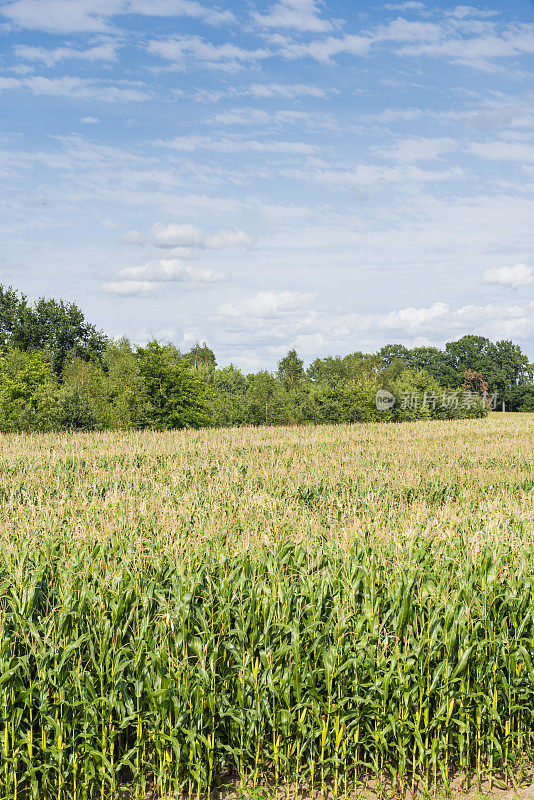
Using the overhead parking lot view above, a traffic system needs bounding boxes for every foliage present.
[0,283,532,432]
[277,348,305,390]
[0,285,107,373]
[185,341,217,380]
[0,348,59,431]
[137,340,212,430]
[246,370,288,425]
[211,364,249,426]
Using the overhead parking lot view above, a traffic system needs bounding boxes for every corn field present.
[0,414,533,799]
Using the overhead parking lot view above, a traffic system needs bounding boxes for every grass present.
[0,413,532,799]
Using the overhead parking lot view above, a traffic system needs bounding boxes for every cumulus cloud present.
[103,258,226,295]
[217,291,315,318]
[81,116,100,124]
[210,295,534,359]
[483,263,534,288]
[253,0,333,34]
[149,222,252,250]
[150,222,204,248]
[102,280,159,296]
[369,301,450,331]
[117,258,225,282]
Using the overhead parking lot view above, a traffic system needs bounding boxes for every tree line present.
[0,285,532,432]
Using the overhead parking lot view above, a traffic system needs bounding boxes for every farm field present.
[0,414,533,799]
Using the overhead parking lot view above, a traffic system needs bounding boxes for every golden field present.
[1,413,532,559]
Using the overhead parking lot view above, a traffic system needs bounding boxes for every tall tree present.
[277,349,305,391]
[186,341,216,374]
[307,355,348,386]
[490,340,530,412]
[444,335,495,383]
[247,371,288,425]
[3,291,108,374]
[137,341,212,430]
[0,286,27,347]
[379,344,410,367]
[410,346,457,387]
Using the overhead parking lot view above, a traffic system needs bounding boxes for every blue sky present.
[0,0,533,368]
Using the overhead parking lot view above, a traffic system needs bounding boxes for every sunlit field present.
[0,414,533,799]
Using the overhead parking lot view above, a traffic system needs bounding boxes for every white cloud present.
[484,263,534,288]
[375,18,442,44]
[1,0,121,33]
[117,258,225,282]
[210,107,335,130]
[247,82,338,99]
[126,0,234,26]
[120,228,145,244]
[205,230,253,250]
[150,222,253,250]
[370,301,450,331]
[385,2,426,10]
[160,134,318,154]
[0,75,149,102]
[470,140,534,162]
[192,83,339,102]
[280,33,372,62]
[217,291,315,318]
[253,0,333,33]
[284,162,464,188]
[102,280,159,296]
[210,294,534,359]
[147,36,270,70]
[0,77,22,90]
[374,136,457,162]
[1,0,233,33]
[81,116,100,124]
[150,222,204,248]
[15,42,118,66]
[395,22,534,71]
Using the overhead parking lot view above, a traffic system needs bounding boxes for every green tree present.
[14,295,107,373]
[60,357,105,429]
[185,341,217,380]
[445,335,495,384]
[103,338,149,428]
[137,340,212,430]
[0,286,27,347]
[410,346,457,387]
[246,371,288,425]
[212,365,249,426]
[277,349,305,391]
[307,355,348,386]
[379,344,410,367]
[490,340,531,412]
[0,349,59,431]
